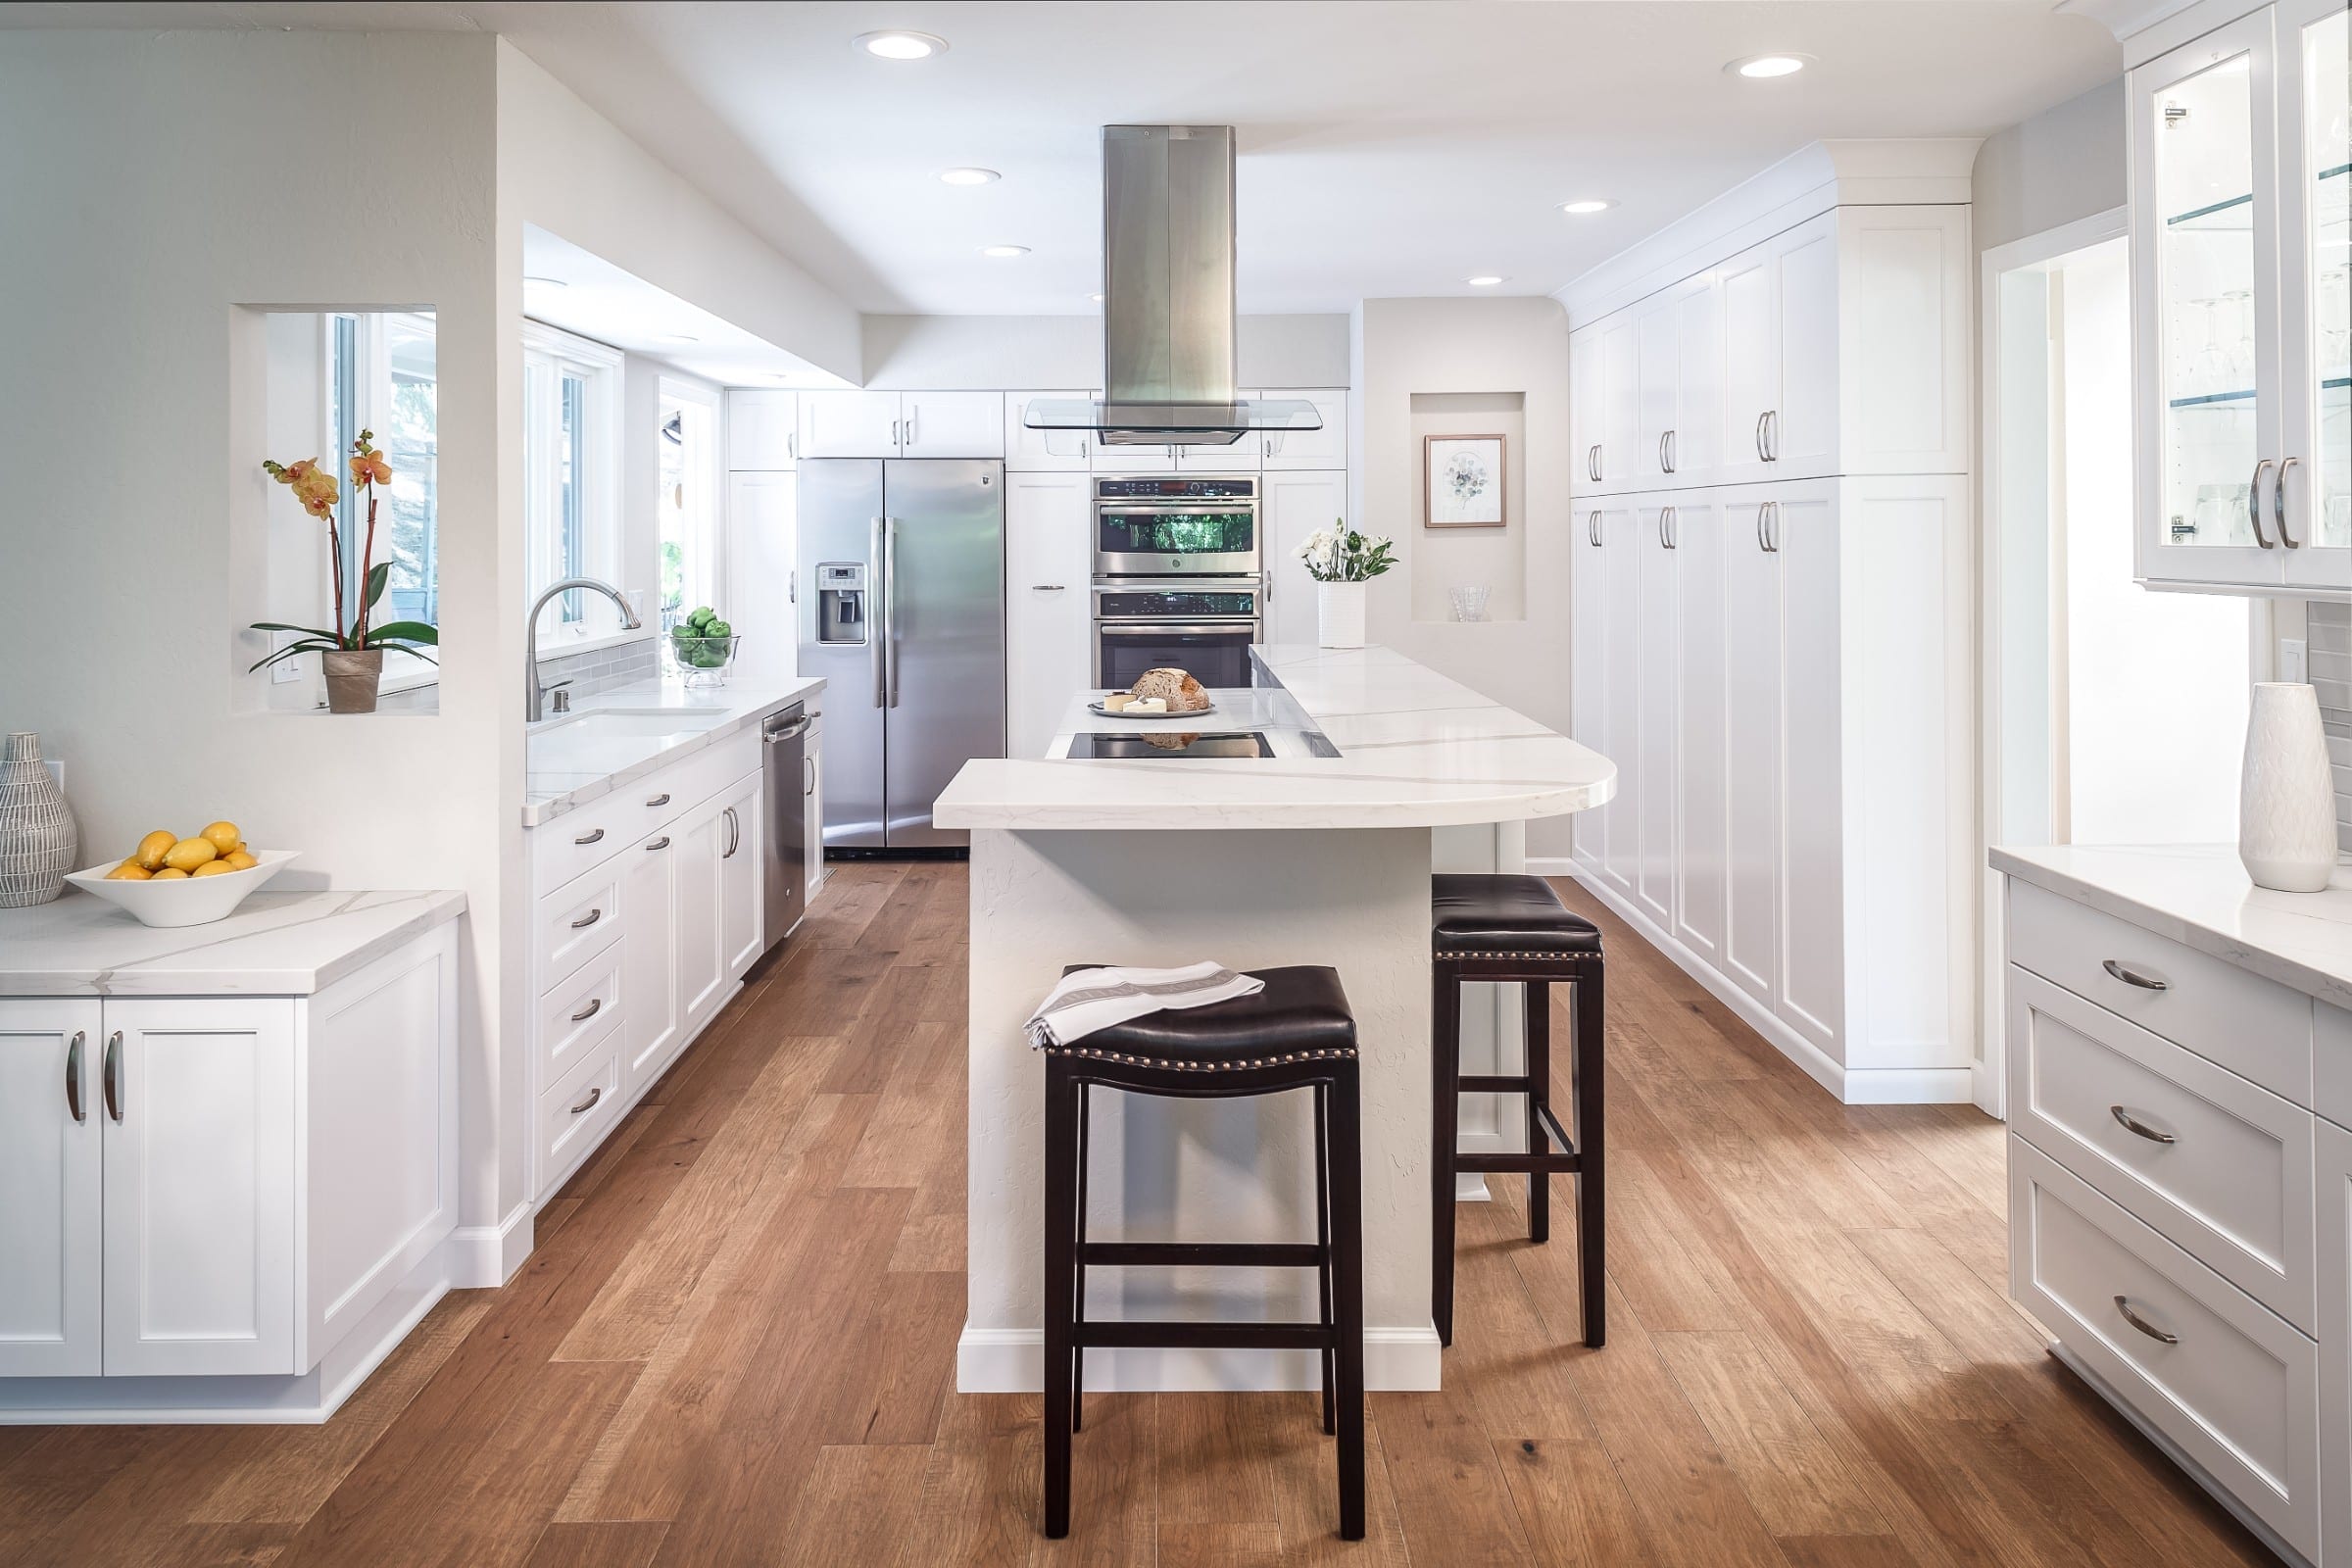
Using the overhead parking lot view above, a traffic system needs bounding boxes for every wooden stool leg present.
[1430,960,1462,1348]
[1572,966,1606,1349]
[1525,980,1550,1246]
[1072,1083,1090,1433]
[1328,1063,1367,1542]
[1043,1060,1079,1538]
[1314,1081,1335,1437]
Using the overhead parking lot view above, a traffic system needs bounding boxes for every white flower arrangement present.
[1296,520,1396,583]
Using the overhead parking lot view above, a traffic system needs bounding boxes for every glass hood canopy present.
[1022,396,1322,447]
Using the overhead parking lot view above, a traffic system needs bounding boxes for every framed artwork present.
[1423,434,1506,528]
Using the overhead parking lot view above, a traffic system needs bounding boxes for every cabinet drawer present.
[2010,1139,2320,1562]
[531,797,634,895]
[2007,879,2314,1104]
[2008,968,2317,1331]
[539,942,623,1082]
[536,861,624,990]
[618,733,758,842]
[537,1026,624,1200]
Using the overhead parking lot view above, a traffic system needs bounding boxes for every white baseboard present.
[956,1324,1442,1394]
[448,1200,534,1289]
[1525,857,1578,877]
[1571,871,1974,1105]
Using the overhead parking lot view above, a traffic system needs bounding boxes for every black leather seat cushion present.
[1051,964,1355,1068]
[1432,874,1601,957]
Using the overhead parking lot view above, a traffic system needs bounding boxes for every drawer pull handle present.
[646,793,671,808]
[2113,1296,2179,1346]
[573,828,606,846]
[646,836,670,852]
[2110,1105,2178,1145]
[2100,959,2167,992]
[570,997,603,1023]
[65,1031,86,1124]
[570,907,603,930]
[570,1086,603,1116]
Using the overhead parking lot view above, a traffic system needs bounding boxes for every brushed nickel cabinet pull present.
[573,827,605,846]
[2110,1105,2178,1145]
[2249,458,2276,548]
[570,1086,603,1116]
[102,1031,122,1123]
[645,793,670,808]
[570,907,603,930]
[646,836,670,852]
[2278,456,2301,547]
[2114,1296,2179,1346]
[570,997,603,1024]
[2101,958,2168,992]
[65,1031,85,1123]
[1755,411,1769,463]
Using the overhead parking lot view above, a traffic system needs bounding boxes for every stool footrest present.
[1455,1149,1583,1175]
[1077,1242,1324,1268]
[1457,1074,1532,1094]
[1535,1102,1572,1153]
[1076,1322,1334,1351]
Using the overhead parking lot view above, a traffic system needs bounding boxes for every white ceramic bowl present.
[64,849,300,928]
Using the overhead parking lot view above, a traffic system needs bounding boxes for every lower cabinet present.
[2322,1118,2351,1567]
[717,771,763,982]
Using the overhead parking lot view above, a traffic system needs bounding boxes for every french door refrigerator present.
[797,459,1005,850]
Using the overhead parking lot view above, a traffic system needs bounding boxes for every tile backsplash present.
[373,638,662,714]
[2309,603,2352,853]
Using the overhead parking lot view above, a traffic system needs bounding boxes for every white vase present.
[0,732,77,907]
[2238,682,2338,893]
[1317,580,1367,649]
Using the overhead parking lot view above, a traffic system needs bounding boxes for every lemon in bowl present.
[66,849,300,927]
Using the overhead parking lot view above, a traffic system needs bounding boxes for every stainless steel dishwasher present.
[760,703,811,954]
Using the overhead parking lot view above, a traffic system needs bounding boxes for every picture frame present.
[1423,434,1506,528]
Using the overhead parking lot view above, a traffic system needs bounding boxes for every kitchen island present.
[935,645,1613,1393]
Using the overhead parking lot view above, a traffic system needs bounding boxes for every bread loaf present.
[1132,666,1209,712]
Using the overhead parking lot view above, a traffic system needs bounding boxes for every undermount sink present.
[527,708,732,774]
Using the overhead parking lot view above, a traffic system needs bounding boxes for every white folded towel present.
[1024,961,1266,1050]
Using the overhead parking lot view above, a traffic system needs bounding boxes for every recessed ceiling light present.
[1726,53,1811,78]
[981,244,1030,259]
[523,274,568,288]
[1465,275,1506,287]
[1088,293,1104,303]
[940,167,1000,186]
[663,334,700,344]
[856,29,947,60]
[1558,199,1615,216]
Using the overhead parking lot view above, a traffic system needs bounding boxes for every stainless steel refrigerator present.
[796,460,1005,850]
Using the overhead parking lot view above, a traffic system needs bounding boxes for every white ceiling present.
[12,2,2123,316]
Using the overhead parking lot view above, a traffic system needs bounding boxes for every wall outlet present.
[2281,637,2309,684]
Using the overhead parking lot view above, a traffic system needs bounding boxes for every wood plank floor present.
[0,861,2279,1567]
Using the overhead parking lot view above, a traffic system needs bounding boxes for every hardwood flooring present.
[0,861,2278,1567]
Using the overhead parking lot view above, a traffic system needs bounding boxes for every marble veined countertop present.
[0,887,466,997]
[523,674,826,827]
[1990,843,2352,1009]
[933,644,1615,831]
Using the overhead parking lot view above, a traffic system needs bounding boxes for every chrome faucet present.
[526,577,642,722]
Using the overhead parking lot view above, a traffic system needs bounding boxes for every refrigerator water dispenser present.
[815,564,866,644]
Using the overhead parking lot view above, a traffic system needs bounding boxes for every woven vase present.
[0,732,78,906]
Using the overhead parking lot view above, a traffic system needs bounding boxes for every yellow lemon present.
[200,820,242,856]
[132,829,176,871]
[222,850,258,871]
[106,861,153,881]
[162,837,217,872]
[190,859,235,878]
[151,867,190,880]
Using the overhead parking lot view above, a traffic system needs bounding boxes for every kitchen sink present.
[545,709,729,740]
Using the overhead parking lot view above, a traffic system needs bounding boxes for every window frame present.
[522,318,632,654]
[324,310,441,697]
[657,374,723,628]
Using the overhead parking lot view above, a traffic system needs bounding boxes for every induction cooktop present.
[1066,731,1275,760]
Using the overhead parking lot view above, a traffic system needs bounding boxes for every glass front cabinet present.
[2134,0,2351,597]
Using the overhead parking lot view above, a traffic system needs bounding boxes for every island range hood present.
[1023,125,1321,448]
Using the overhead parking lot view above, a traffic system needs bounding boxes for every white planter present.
[1317,581,1367,649]
[2239,682,2338,893]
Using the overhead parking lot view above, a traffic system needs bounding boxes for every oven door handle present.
[1096,622,1261,636]
[1096,503,1258,515]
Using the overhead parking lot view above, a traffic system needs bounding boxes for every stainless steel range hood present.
[1023,125,1320,449]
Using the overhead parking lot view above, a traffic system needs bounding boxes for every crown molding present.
[2059,0,2266,68]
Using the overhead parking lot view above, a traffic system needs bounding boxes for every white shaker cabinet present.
[798,390,904,458]
[1004,391,1097,470]
[1721,489,1782,1011]
[1635,282,1719,487]
[1588,498,1642,900]
[1004,470,1092,759]
[1598,314,1642,494]
[1634,497,1679,930]
[1670,495,1727,971]
[1719,213,1841,482]
[1771,485,1845,1061]
[1569,498,1615,881]
[1259,388,1348,469]
[805,709,825,906]
[717,772,763,985]
[1261,469,1348,648]
[1570,326,1603,497]
[901,391,1005,459]
[2321,1116,2351,1567]
[726,389,798,469]
[725,469,797,684]
[673,798,727,1034]
[0,1001,101,1376]
[620,826,684,1094]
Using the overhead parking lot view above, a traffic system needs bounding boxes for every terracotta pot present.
[322,648,384,714]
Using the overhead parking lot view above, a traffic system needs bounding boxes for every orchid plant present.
[249,430,439,673]
[1296,521,1396,583]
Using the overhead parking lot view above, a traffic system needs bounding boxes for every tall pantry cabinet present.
[1567,141,1975,1104]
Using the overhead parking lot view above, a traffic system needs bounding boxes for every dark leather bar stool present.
[1041,965,1364,1542]
[1430,874,1605,1348]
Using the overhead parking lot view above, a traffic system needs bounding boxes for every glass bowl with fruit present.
[669,606,740,688]
[64,820,300,927]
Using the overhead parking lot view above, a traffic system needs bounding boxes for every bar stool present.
[1430,873,1605,1349]
[1041,965,1364,1542]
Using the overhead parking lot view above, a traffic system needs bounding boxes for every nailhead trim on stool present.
[1036,1043,1360,1071]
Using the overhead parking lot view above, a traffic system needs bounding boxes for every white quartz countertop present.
[523,675,826,827]
[934,645,1615,831]
[1990,843,2352,1010]
[0,887,466,997]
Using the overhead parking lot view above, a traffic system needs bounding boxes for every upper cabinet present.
[726,390,798,469]
[797,390,1006,459]
[1004,391,1098,470]
[1259,388,1349,469]
[2132,0,2351,596]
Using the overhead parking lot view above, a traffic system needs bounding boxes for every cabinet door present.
[1770,213,1842,479]
[0,1000,102,1377]
[2135,11,2287,589]
[2320,1117,2351,1568]
[1005,470,1094,756]
[1635,498,1679,929]
[1599,315,1642,492]
[621,832,682,1090]
[1259,388,1348,469]
[1672,497,1727,968]
[102,999,297,1377]
[1262,469,1348,648]
[1005,390,1096,470]
[1571,500,1609,874]
[1723,490,1781,1005]
[726,470,798,685]
[1719,241,1780,487]
[1599,498,1643,897]
[726,389,798,469]
[1775,485,1845,1059]
[1571,326,1604,498]
[799,390,904,458]
[805,711,825,904]
[676,799,728,1032]
[718,771,764,982]
[1674,274,1723,483]
[901,391,1005,458]
[2280,0,2351,591]
[1637,293,1680,486]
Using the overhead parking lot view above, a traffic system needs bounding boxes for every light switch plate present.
[2281,637,2309,684]
[270,631,304,684]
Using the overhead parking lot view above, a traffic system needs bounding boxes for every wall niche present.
[1407,391,1525,623]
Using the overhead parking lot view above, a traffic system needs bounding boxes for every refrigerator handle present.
[884,516,902,708]
[870,514,888,708]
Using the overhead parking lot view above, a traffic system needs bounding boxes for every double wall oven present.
[1092,475,1263,689]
